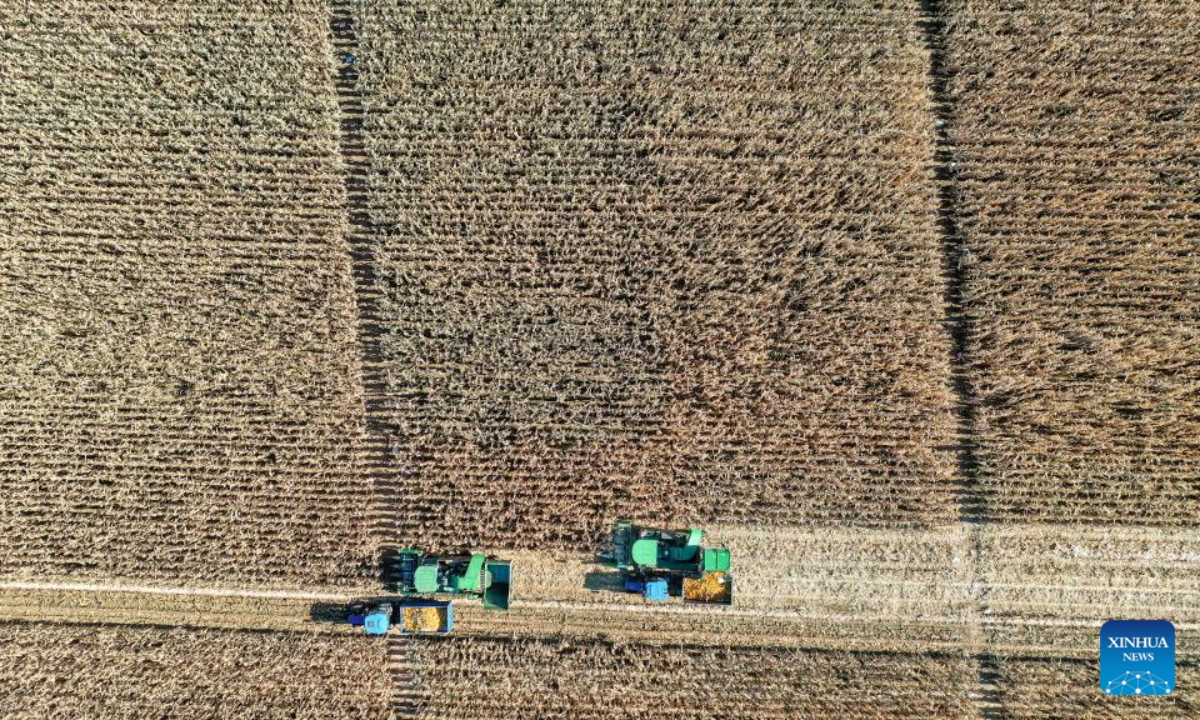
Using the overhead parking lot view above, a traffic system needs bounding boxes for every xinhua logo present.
[1100,620,1175,695]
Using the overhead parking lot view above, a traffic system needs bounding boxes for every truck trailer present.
[346,598,454,636]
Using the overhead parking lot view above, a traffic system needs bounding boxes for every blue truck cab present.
[623,577,669,602]
[364,608,391,636]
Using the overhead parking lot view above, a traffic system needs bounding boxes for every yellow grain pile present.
[941,0,1200,522]
[682,571,730,604]
[0,1,374,586]
[407,637,977,719]
[357,0,956,550]
[0,623,390,720]
[402,606,444,633]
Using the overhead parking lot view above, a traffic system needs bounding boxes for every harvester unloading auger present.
[345,550,512,636]
[603,519,733,604]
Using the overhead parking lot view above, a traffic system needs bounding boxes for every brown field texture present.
[1,0,1198,716]
[0,0,376,587]
[1,523,1196,715]
[987,657,1199,719]
[0,623,390,720]
[359,0,958,551]
[0,585,362,635]
[401,637,978,720]
[942,0,1200,522]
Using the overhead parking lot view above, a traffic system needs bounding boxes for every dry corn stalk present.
[943,0,1200,523]
[406,637,979,719]
[0,624,389,719]
[359,0,958,552]
[0,0,375,587]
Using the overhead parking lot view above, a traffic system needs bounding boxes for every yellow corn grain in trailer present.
[683,571,732,604]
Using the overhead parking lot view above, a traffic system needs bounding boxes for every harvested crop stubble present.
[979,525,1200,657]
[502,525,976,620]
[0,623,390,720]
[980,525,1200,623]
[941,1,1200,522]
[359,0,956,550]
[453,600,975,652]
[406,636,977,719]
[986,656,1198,718]
[0,1,375,586]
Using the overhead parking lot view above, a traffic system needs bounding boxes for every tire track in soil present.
[388,636,426,719]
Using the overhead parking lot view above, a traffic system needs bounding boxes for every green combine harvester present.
[394,549,513,610]
[344,549,511,637]
[604,519,733,604]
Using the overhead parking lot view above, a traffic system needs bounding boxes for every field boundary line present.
[326,3,421,716]
[326,0,403,585]
[917,0,997,715]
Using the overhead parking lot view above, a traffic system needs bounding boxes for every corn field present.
[0,0,1195,717]
[362,0,958,551]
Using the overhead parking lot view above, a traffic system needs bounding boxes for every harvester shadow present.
[309,602,346,624]
[583,567,626,594]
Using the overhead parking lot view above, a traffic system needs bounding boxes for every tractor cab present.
[346,601,393,637]
[364,605,392,636]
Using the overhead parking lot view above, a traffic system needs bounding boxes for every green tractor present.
[393,549,512,610]
[605,519,732,604]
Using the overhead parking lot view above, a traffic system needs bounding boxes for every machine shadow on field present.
[583,567,626,594]
[309,603,346,624]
